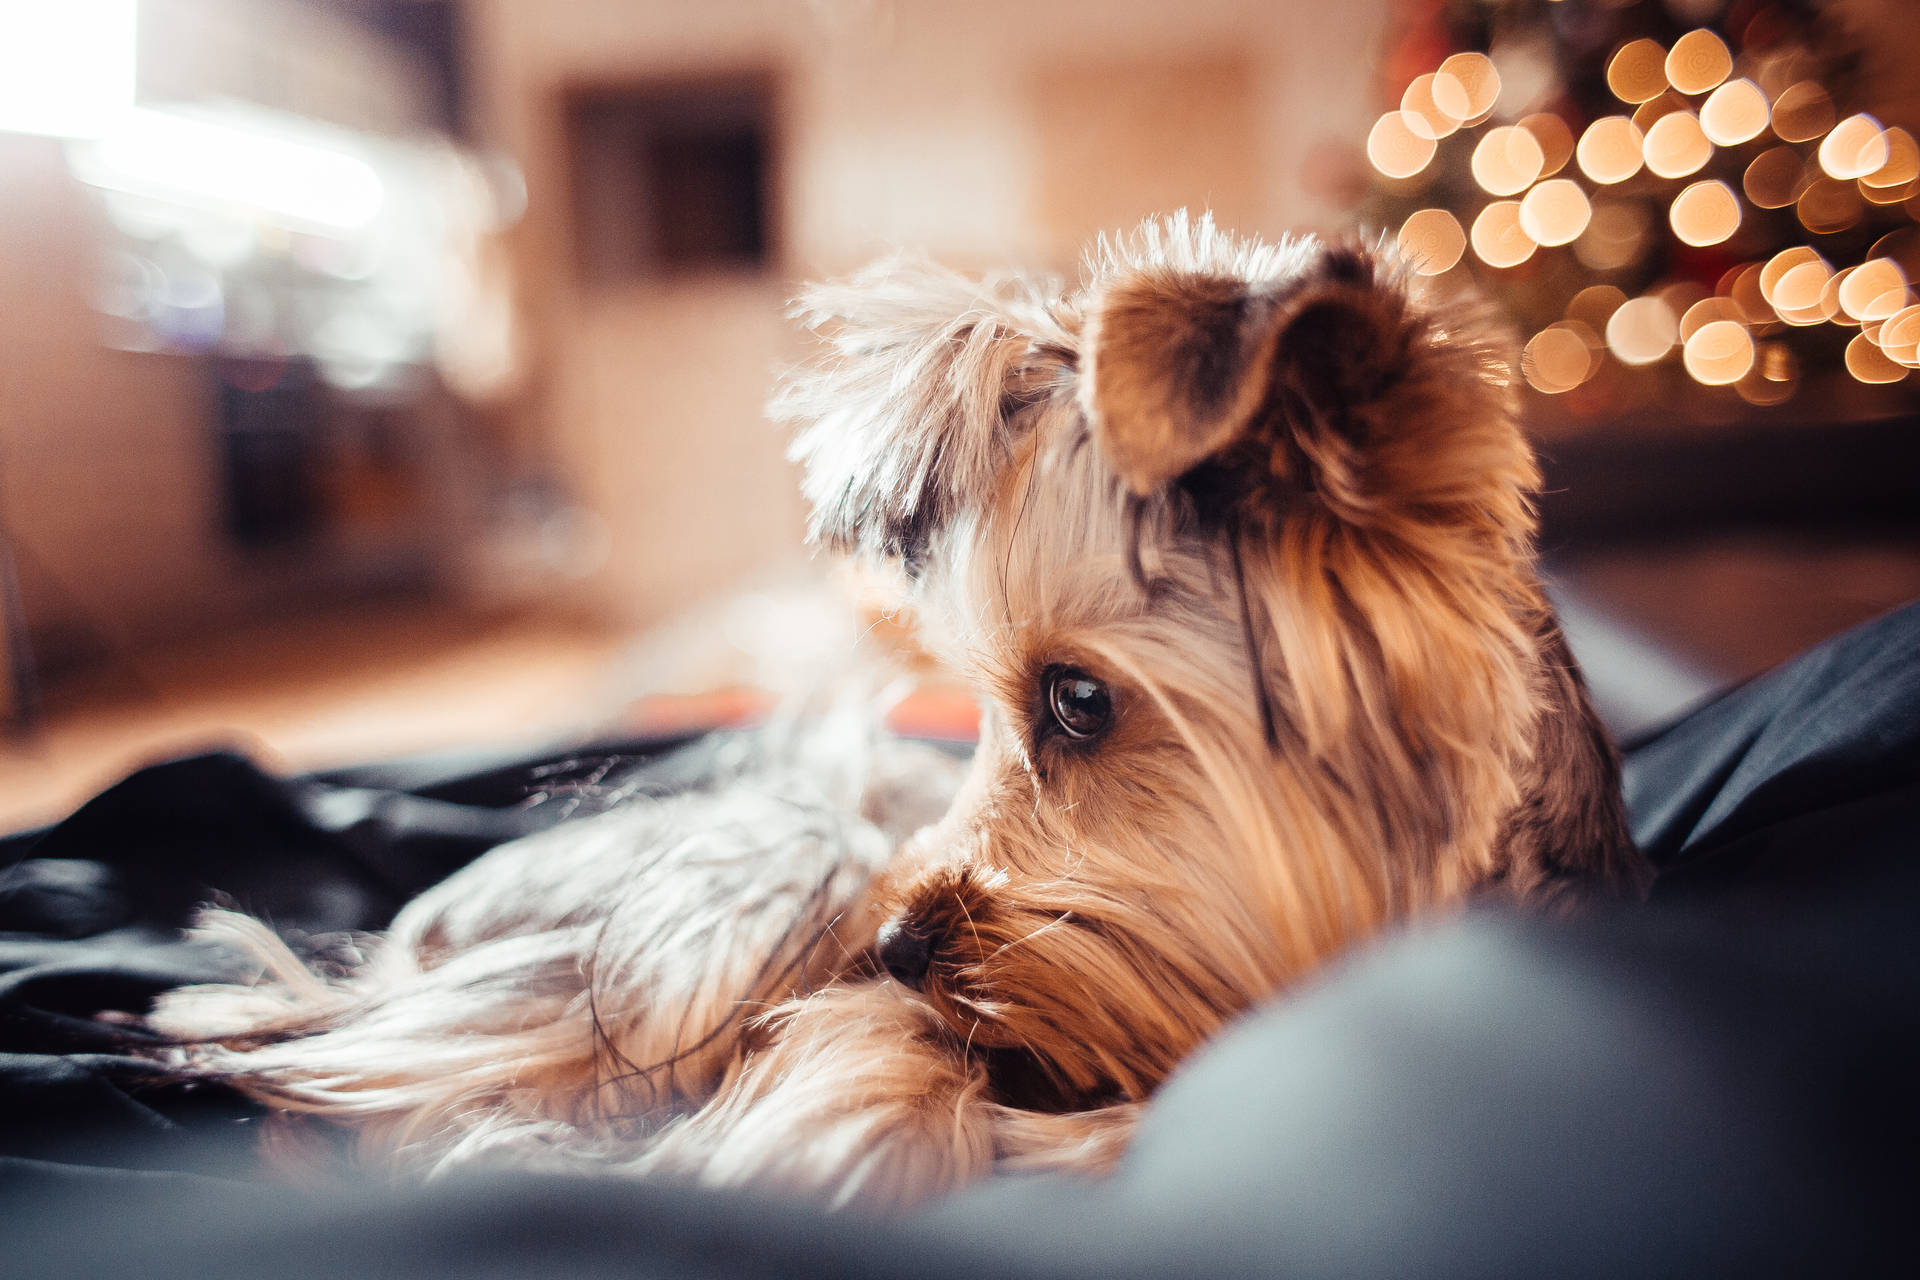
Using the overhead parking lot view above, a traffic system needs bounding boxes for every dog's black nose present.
[876,916,934,988]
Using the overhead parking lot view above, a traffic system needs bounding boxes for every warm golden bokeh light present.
[1771,81,1836,143]
[1744,146,1807,209]
[1396,207,1466,275]
[1862,127,1920,192]
[1520,113,1575,176]
[1760,247,1825,305]
[1605,295,1678,365]
[1632,91,1689,134]
[1472,125,1546,196]
[1879,303,1920,366]
[1837,258,1909,321]
[1577,116,1645,184]
[1681,296,1745,341]
[1522,324,1592,393]
[1772,258,1833,312]
[1470,199,1536,268]
[1670,179,1741,247]
[1368,110,1437,179]
[1700,78,1769,145]
[1401,73,1463,141]
[1820,113,1890,181]
[1519,178,1591,246]
[1729,264,1772,324]
[1436,52,1501,119]
[1797,175,1863,234]
[1607,38,1669,104]
[1666,29,1732,95]
[1845,331,1908,382]
[1682,319,1755,385]
[1644,111,1712,179]
[1573,200,1649,271]
[1737,341,1798,404]
[1567,283,1628,332]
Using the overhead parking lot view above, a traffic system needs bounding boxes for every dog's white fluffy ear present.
[1082,234,1523,528]
[774,256,1067,569]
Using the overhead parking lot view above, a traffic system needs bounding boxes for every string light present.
[1845,331,1908,382]
[1577,116,1645,184]
[1644,111,1712,179]
[1436,53,1501,120]
[1772,81,1835,143]
[1396,208,1466,274]
[1522,324,1592,393]
[1519,113,1574,176]
[1605,295,1679,364]
[1472,125,1545,196]
[1368,111,1436,179]
[1666,29,1732,95]
[1837,258,1909,321]
[1401,74,1463,140]
[1700,79,1770,146]
[1519,178,1590,245]
[1744,146,1807,209]
[1470,200,1536,268]
[1820,114,1890,181]
[1607,38,1668,104]
[1671,180,1741,246]
[1683,319,1755,384]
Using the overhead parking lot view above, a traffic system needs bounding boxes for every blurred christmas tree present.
[1358,0,1920,418]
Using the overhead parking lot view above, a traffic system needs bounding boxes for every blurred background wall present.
[1,0,1917,824]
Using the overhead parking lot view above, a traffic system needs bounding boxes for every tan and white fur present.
[150,212,1649,1209]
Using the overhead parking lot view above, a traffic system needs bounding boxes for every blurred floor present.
[0,603,631,831]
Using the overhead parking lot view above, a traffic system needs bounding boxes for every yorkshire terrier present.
[149,212,1649,1209]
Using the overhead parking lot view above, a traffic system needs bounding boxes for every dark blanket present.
[4,603,1918,1277]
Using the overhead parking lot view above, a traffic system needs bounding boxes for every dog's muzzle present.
[875,915,934,988]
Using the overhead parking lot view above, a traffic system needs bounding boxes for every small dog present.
[150,212,1649,1209]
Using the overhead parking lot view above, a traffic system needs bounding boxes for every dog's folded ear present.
[774,256,1069,570]
[1083,241,1522,528]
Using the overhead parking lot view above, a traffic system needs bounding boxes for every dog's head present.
[775,213,1548,1110]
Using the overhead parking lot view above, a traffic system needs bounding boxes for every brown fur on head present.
[781,210,1647,1112]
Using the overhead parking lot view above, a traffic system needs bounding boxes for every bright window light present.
[71,107,388,234]
[0,0,138,138]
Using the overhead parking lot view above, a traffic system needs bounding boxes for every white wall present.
[463,0,1392,626]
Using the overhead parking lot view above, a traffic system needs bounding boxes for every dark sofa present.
[4,601,1917,1278]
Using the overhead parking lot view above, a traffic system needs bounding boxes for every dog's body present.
[151,214,1648,1208]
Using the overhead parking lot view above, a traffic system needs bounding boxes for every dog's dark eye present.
[1045,667,1112,741]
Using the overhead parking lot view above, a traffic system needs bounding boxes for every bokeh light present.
[1607,38,1669,104]
[1837,258,1909,321]
[1760,247,1825,305]
[1397,207,1466,274]
[1520,113,1575,177]
[1567,283,1628,332]
[1845,331,1908,382]
[1820,114,1890,181]
[1577,116,1645,184]
[1605,295,1679,364]
[1797,176,1863,234]
[1670,179,1741,246]
[1470,200,1536,268]
[1522,324,1593,393]
[1368,111,1437,179]
[1771,81,1835,143]
[1700,78,1769,145]
[1666,29,1732,95]
[1862,127,1920,195]
[1519,178,1591,246]
[1878,303,1920,366]
[1574,200,1650,271]
[1682,319,1755,384]
[1401,73,1463,141]
[1436,53,1501,120]
[1644,111,1712,179]
[1472,125,1546,196]
[1744,146,1807,209]
[1681,295,1746,340]
[1737,341,1798,405]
